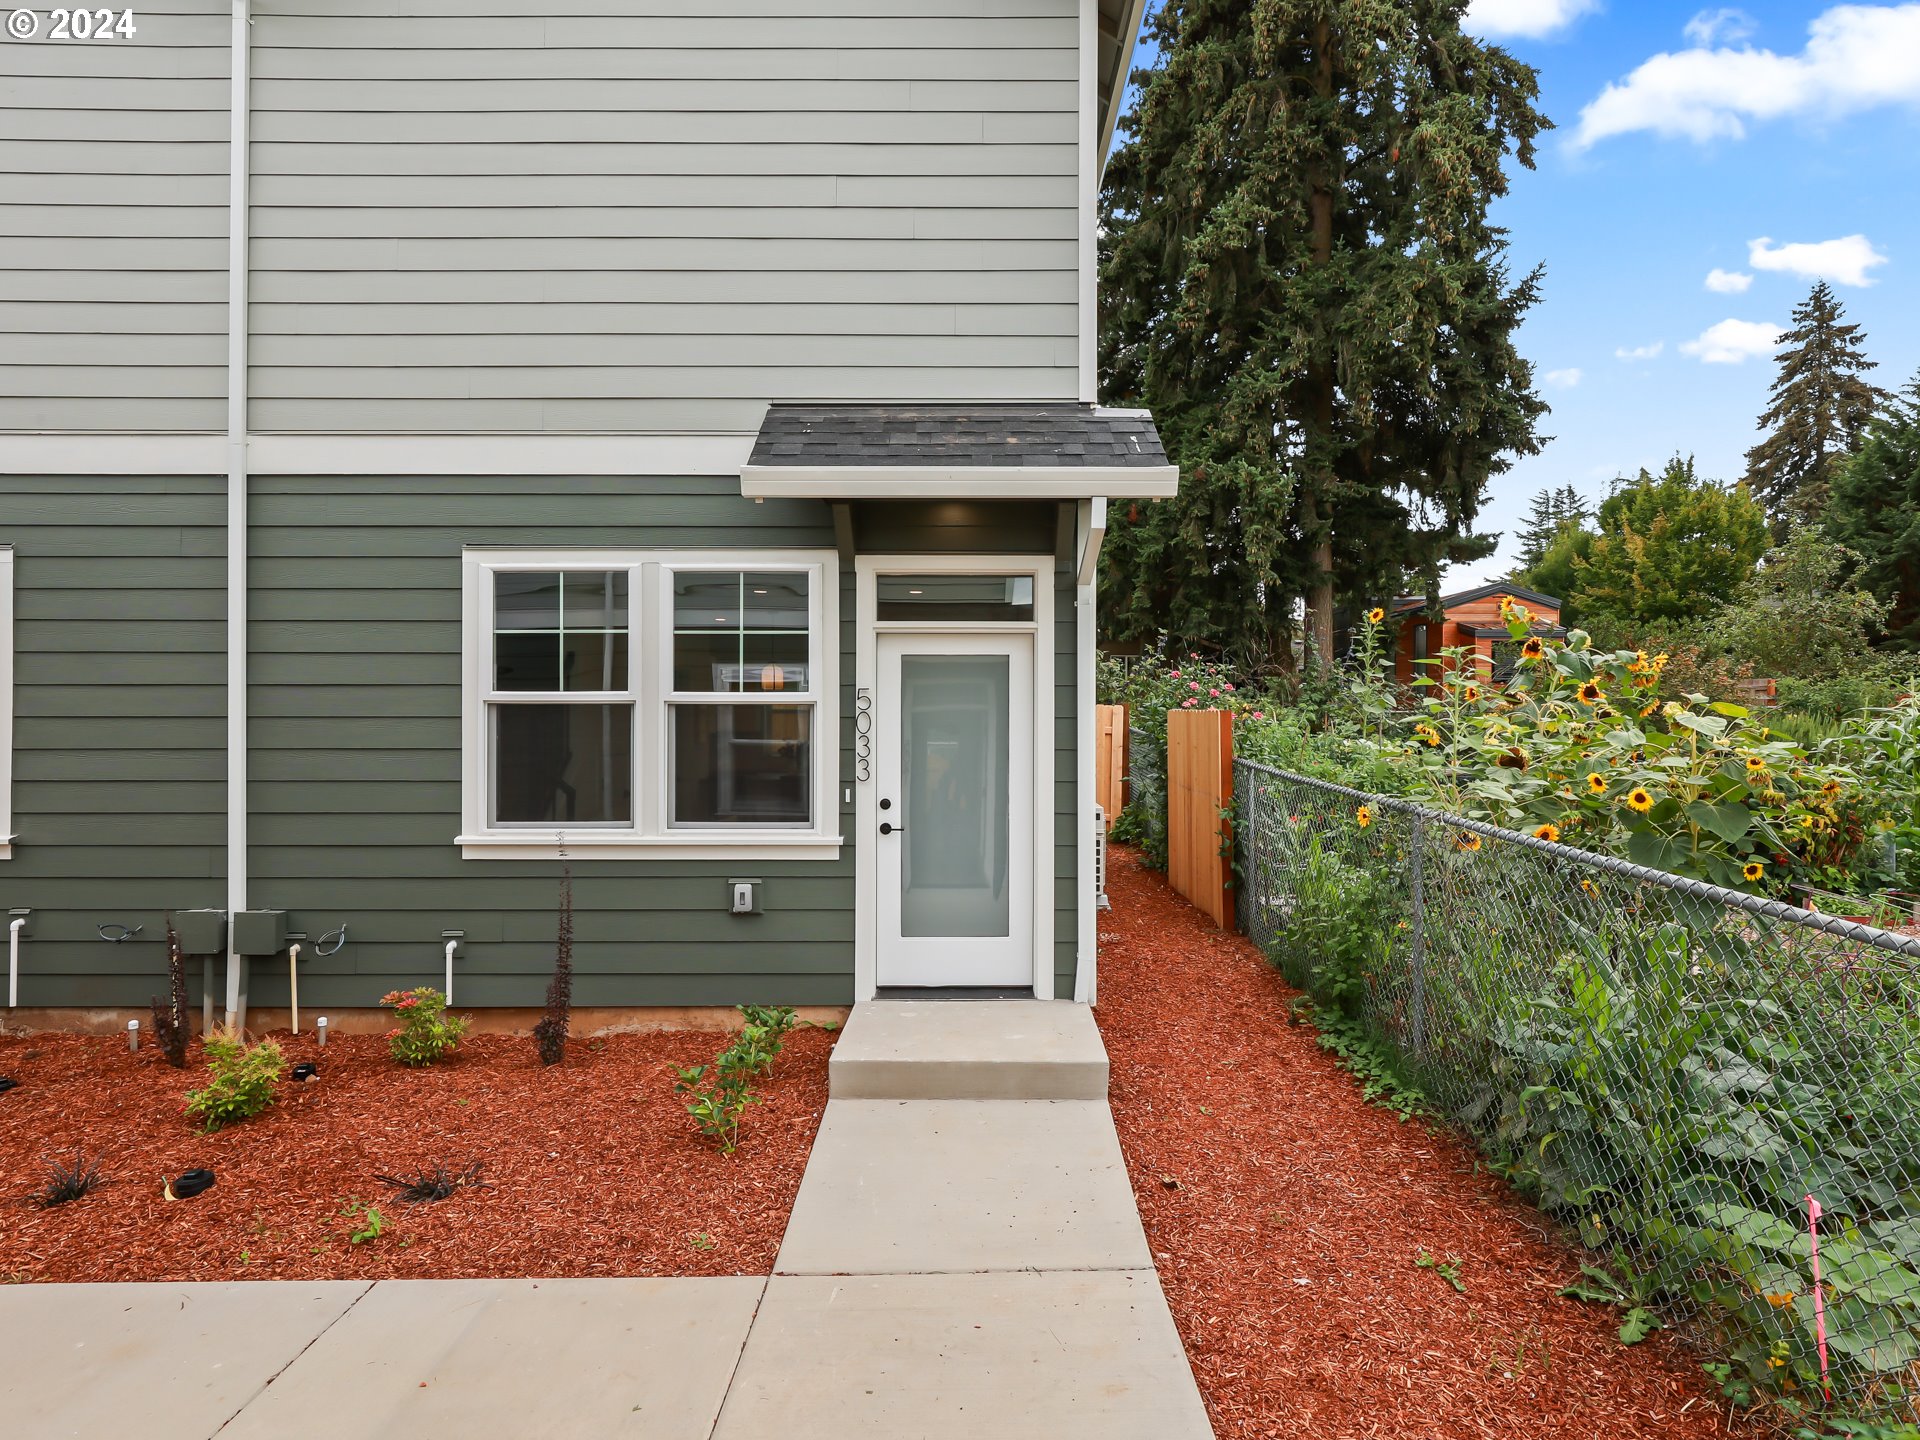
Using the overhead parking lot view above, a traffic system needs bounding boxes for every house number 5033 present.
[7,9,139,40]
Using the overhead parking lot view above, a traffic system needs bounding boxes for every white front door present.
[875,632,1035,987]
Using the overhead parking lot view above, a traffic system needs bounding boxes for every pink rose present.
[1209,688,1220,697]
[1224,683,1235,692]
[1181,697,1196,707]
[1189,681,1200,691]
[1251,711,1265,720]
[1170,669,1181,678]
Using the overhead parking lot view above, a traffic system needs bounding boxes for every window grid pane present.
[672,570,810,695]
[494,570,629,694]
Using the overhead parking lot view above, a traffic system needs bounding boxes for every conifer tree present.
[1826,371,1920,650]
[1512,484,1591,576]
[1099,0,1548,672]
[1743,282,1887,530]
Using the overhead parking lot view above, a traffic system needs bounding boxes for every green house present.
[0,0,1172,1029]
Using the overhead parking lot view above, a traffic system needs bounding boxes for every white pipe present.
[8,917,24,1008]
[1075,500,1107,1006]
[222,0,252,1028]
[286,942,301,1035]
[445,939,458,1005]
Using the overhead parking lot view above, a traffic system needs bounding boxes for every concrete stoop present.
[828,999,1110,1101]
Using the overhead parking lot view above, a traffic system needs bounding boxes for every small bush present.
[185,1031,286,1132]
[376,1161,486,1204]
[148,919,191,1069]
[32,1152,105,1208]
[674,1062,759,1155]
[532,859,573,1066]
[380,987,468,1067]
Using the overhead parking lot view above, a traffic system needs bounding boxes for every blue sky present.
[1122,2,1920,588]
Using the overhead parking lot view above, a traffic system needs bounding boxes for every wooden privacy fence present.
[1165,708,1234,928]
[1095,704,1128,825]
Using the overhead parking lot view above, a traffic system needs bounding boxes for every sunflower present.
[1366,606,1386,624]
[1577,680,1604,704]
[1587,772,1608,795]
[1462,684,1481,702]
[1456,832,1483,852]
[1579,878,1601,899]
[1821,779,1841,796]
[1745,756,1767,774]
[1533,823,1561,843]
[1742,860,1766,883]
[1520,636,1545,660]
[1639,702,1660,718]
[1495,747,1529,771]
[1355,804,1372,829]
[1625,787,1655,813]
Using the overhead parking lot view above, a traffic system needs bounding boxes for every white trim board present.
[741,465,1177,500]
[0,546,14,862]
[0,433,758,477]
[853,554,1056,1003]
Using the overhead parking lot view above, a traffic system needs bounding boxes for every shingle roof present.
[747,403,1169,470]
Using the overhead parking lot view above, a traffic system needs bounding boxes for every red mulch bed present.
[0,1026,831,1283]
[1096,847,1757,1440]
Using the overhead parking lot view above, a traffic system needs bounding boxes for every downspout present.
[223,0,250,1027]
[1074,498,1107,1004]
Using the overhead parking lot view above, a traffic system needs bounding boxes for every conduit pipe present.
[444,939,459,1005]
[7,916,24,1009]
[286,942,301,1035]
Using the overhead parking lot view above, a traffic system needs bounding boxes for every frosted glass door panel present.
[899,654,1012,939]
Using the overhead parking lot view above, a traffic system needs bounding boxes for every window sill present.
[456,833,844,862]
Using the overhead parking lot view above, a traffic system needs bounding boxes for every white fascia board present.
[0,435,228,475]
[739,464,1178,500]
[249,432,756,475]
[1099,0,1152,170]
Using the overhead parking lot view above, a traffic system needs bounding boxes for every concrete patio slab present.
[0,1281,370,1440]
[775,1098,1151,1275]
[829,1000,1109,1100]
[218,1276,765,1440]
[711,1270,1213,1440]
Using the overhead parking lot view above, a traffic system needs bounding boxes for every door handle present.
[879,822,904,836]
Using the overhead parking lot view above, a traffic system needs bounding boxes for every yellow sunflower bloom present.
[1625,787,1654,813]
[1533,823,1561,843]
[1579,878,1601,899]
[1520,636,1545,660]
[1743,861,1766,882]
[1577,681,1604,704]
[1367,606,1386,624]
[1355,804,1372,828]
[1587,773,1608,795]
[1745,756,1767,774]
[1463,685,1481,702]
[1456,832,1482,852]
[1821,779,1841,796]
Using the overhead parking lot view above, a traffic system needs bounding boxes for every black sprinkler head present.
[165,1169,216,1201]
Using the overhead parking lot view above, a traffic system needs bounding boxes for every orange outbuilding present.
[1387,583,1565,687]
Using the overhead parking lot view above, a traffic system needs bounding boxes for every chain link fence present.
[1235,758,1920,1418]
[1122,726,1168,868]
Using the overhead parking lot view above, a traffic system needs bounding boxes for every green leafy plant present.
[380,987,468,1067]
[674,1062,758,1155]
[1559,1260,1665,1345]
[1415,1249,1466,1293]
[340,1200,386,1244]
[184,1030,286,1131]
[31,1152,105,1208]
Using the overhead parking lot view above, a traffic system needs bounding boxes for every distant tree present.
[1825,371,1920,651]
[1712,525,1887,682]
[1525,521,1595,620]
[1099,0,1549,673]
[1570,457,1769,627]
[1743,281,1887,530]
[1510,483,1591,582]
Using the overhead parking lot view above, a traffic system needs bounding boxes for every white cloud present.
[1684,8,1757,45]
[1574,3,1920,148]
[1680,318,1784,364]
[1465,0,1601,39]
[1543,367,1584,388]
[1614,341,1665,360]
[1706,267,1754,293]
[1748,233,1889,286]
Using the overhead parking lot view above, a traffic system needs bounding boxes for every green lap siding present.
[0,476,227,1006]
[243,475,855,1011]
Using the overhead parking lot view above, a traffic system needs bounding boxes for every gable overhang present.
[1097,0,1151,169]
[740,463,1178,501]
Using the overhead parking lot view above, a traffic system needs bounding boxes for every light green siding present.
[0,3,231,432]
[246,0,1080,433]
[0,476,227,1005]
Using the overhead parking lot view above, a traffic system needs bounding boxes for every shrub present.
[31,1152,105,1208]
[533,859,573,1066]
[674,1062,758,1155]
[148,919,191,1069]
[185,1031,286,1131]
[381,987,468,1067]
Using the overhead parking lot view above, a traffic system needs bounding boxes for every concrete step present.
[828,999,1109,1101]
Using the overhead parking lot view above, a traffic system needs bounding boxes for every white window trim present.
[0,546,12,861]
[458,546,842,861]
[852,554,1056,1002]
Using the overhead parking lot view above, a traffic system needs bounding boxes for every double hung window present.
[461,550,837,859]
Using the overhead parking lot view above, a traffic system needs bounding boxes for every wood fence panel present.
[1165,707,1234,929]
[1095,703,1128,825]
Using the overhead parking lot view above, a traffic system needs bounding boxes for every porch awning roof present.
[738,403,1179,500]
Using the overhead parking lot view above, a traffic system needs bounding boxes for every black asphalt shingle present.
[747,403,1168,469]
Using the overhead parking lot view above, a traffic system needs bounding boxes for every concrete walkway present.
[1,1002,1212,1440]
